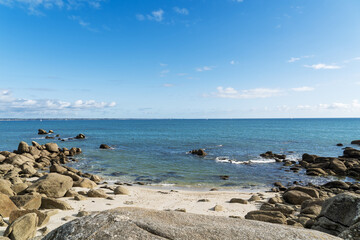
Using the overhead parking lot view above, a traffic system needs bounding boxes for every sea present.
[0,118,359,190]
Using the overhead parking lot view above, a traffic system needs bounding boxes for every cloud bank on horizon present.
[0,0,360,118]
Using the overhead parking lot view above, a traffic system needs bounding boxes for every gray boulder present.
[43,207,340,240]
[312,193,360,236]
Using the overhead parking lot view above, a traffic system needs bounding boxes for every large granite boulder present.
[312,193,360,236]
[17,141,30,154]
[27,173,73,198]
[4,213,38,240]
[45,143,60,153]
[43,207,340,240]
[0,193,19,217]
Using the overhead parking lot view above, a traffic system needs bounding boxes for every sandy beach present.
[0,183,276,237]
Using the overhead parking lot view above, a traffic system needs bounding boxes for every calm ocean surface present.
[0,119,359,189]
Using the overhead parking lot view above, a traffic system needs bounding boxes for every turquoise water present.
[0,119,359,189]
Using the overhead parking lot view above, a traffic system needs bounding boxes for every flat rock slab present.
[44,207,340,240]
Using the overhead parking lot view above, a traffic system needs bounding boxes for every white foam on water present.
[215,156,276,165]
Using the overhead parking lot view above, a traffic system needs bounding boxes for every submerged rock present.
[43,207,340,240]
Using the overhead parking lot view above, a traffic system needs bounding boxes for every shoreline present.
[0,183,276,238]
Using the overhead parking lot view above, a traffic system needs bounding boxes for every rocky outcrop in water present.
[189,149,207,156]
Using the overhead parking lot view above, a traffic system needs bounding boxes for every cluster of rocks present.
[260,151,286,162]
[0,140,112,239]
[260,141,360,179]
[38,129,86,142]
[243,180,360,239]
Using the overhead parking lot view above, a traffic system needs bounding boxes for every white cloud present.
[291,86,314,92]
[69,15,89,27]
[288,57,300,63]
[160,69,170,77]
[196,66,214,72]
[214,87,283,99]
[0,89,116,114]
[288,55,313,63]
[137,9,164,22]
[159,63,167,67]
[230,60,239,65]
[344,57,360,63]
[69,15,97,32]
[163,83,174,87]
[0,0,105,14]
[304,63,341,70]
[147,9,164,22]
[233,0,244,2]
[173,7,189,15]
[296,100,360,111]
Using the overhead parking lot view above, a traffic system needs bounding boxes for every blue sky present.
[0,0,360,118]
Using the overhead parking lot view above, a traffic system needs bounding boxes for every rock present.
[41,197,73,210]
[77,211,90,217]
[43,207,340,240]
[329,159,347,174]
[351,140,360,145]
[214,205,224,211]
[229,198,248,204]
[198,199,210,202]
[45,143,59,153]
[0,179,15,196]
[283,190,313,205]
[64,190,78,197]
[302,153,318,163]
[10,194,42,210]
[245,210,287,224]
[306,168,327,176]
[90,174,101,183]
[338,221,360,240]
[100,144,111,149]
[343,147,360,158]
[113,186,130,195]
[0,164,14,175]
[5,154,34,166]
[190,149,207,156]
[220,175,229,180]
[288,186,320,198]
[17,141,30,154]
[0,193,19,217]
[27,173,73,198]
[50,164,67,174]
[21,163,37,175]
[74,195,87,201]
[11,183,28,194]
[74,178,97,189]
[312,193,360,236]
[260,151,286,160]
[38,129,48,135]
[49,130,54,133]
[249,195,261,201]
[260,203,295,216]
[87,189,108,198]
[336,143,343,146]
[75,133,86,139]
[268,196,284,204]
[4,213,38,240]
[9,209,50,227]
[323,181,350,190]
[0,215,7,227]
